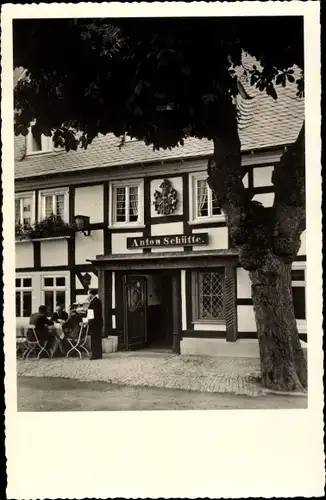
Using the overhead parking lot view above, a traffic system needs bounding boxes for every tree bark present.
[250,256,306,391]
[207,98,306,391]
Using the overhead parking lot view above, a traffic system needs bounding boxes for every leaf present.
[134,81,143,95]
[134,106,144,116]
[181,66,191,75]
[266,83,277,100]
[202,94,217,104]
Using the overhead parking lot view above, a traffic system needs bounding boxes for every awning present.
[87,249,238,271]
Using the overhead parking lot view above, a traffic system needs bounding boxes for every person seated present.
[62,304,83,341]
[51,304,68,324]
[28,305,54,347]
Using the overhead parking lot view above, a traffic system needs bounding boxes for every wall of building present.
[74,185,104,224]
[40,238,68,267]
[75,230,104,264]
[16,242,33,268]
[15,149,307,348]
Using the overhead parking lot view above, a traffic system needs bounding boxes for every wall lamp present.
[74,214,91,236]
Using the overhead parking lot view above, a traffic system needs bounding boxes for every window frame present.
[41,274,69,315]
[189,172,225,224]
[38,188,69,222]
[109,179,144,228]
[15,191,35,226]
[292,262,306,333]
[15,276,33,318]
[191,269,226,324]
[26,128,54,156]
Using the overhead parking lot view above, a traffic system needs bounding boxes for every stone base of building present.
[180,338,308,358]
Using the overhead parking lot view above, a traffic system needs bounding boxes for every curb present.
[262,388,307,397]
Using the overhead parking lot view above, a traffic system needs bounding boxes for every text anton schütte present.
[127,233,209,249]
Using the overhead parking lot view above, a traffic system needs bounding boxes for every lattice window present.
[193,270,225,321]
[192,174,222,220]
[15,277,32,318]
[40,190,68,220]
[42,275,68,316]
[110,181,143,226]
[15,195,33,226]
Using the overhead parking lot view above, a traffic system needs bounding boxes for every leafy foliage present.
[16,214,73,240]
[13,17,303,151]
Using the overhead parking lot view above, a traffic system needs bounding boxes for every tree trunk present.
[206,98,306,391]
[250,256,307,391]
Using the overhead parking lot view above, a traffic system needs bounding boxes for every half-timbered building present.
[15,81,306,356]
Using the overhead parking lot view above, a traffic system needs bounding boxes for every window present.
[15,277,32,318]
[110,180,144,227]
[39,189,69,221]
[292,266,306,322]
[42,275,68,316]
[189,173,224,223]
[15,193,34,226]
[26,128,53,155]
[192,270,225,322]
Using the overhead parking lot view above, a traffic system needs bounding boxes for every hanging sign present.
[127,233,209,249]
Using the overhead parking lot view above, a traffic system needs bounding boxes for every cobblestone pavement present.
[17,352,267,396]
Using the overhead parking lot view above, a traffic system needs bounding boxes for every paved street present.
[18,376,307,411]
[18,351,266,396]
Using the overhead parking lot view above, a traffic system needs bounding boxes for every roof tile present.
[15,82,304,180]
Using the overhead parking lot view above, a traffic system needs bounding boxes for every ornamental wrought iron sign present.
[81,272,92,290]
[127,233,209,249]
[153,179,178,215]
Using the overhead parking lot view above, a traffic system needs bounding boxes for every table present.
[49,323,65,340]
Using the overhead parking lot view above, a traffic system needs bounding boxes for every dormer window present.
[26,128,53,155]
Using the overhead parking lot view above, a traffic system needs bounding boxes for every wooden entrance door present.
[124,275,148,350]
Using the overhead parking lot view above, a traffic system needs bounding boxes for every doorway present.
[123,272,173,351]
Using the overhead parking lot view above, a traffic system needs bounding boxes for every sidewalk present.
[17,351,270,396]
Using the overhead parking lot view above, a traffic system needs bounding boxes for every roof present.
[88,249,239,269]
[93,249,238,262]
[15,60,304,180]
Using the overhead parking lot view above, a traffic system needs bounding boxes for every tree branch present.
[272,123,305,262]
[206,100,275,271]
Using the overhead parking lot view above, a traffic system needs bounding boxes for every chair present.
[16,325,27,357]
[66,323,90,358]
[22,325,51,360]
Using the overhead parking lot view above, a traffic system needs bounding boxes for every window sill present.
[16,235,72,243]
[188,216,226,226]
[26,150,54,157]
[192,320,225,325]
[108,224,146,230]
